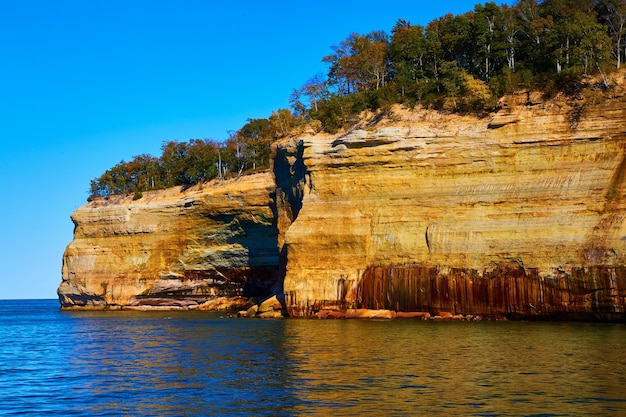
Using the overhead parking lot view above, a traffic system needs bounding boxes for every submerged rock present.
[345,309,396,319]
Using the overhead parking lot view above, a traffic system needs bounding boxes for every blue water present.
[1,300,626,416]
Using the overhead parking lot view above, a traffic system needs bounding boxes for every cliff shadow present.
[215,210,281,301]
[272,139,306,223]
[270,140,307,310]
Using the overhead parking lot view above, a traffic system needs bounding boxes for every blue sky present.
[0,0,507,299]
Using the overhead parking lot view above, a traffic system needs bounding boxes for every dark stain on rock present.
[356,263,626,322]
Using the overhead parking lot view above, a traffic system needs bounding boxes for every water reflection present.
[6,302,624,416]
[63,311,297,416]
[283,320,626,416]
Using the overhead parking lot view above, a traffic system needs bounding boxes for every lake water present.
[1,299,625,416]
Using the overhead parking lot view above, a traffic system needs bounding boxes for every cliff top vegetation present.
[89,0,626,200]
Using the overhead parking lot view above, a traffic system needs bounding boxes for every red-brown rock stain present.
[356,264,626,321]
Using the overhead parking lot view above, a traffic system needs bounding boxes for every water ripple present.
[1,301,626,415]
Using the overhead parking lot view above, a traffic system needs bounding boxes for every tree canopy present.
[90,0,625,199]
[297,0,621,130]
[88,111,301,199]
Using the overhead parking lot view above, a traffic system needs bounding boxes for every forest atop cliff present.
[89,0,626,200]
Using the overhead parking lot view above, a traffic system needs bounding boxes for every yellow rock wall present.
[275,91,626,319]
[59,78,626,320]
[58,172,279,309]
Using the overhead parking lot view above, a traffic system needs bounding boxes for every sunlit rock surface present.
[58,173,279,310]
[60,73,626,321]
[275,79,626,320]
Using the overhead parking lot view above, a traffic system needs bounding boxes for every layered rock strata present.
[275,87,626,320]
[58,172,279,310]
[60,77,626,321]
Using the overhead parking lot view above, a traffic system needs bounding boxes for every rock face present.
[58,173,279,309]
[60,75,626,321]
[274,85,626,321]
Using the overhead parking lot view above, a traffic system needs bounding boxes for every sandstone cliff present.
[58,172,279,310]
[274,79,626,320]
[60,73,626,321]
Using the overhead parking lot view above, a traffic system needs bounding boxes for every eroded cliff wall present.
[60,76,626,320]
[58,172,279,309]
[275,85,626,320]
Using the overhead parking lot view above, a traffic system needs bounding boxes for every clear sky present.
[0,0,508,300]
